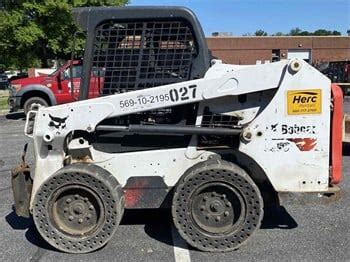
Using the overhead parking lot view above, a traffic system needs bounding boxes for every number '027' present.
[169,85,197,102]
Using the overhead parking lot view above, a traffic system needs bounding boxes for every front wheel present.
[32,164,124,253]
[172,159,264,252]
[23,96,48,115]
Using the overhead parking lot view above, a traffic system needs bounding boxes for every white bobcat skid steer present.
[11,7,343,254]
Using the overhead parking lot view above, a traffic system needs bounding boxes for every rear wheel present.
[172,159,263,252]
[23,96,48,115]
[32,164,124,253]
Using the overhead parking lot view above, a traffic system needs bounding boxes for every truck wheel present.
[172,159,263,252]
[32,164,124,253]
[23,96,48,115]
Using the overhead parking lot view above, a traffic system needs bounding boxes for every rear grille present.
[92,20,197,95]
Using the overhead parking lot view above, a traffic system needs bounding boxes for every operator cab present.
[73,6,211,100]
[73,7,234,152]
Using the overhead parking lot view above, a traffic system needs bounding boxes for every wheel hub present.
[51,186,102,236]
[207,196,227,216]
[191,184,242,234]
[72,204,84,215]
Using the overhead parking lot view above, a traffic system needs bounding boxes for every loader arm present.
[26,59,287,137]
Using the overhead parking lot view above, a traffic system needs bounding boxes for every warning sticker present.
[287,89,322,115]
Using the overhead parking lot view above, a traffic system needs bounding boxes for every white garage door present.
[287,49,311,61]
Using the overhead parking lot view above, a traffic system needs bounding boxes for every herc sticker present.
[287,89,322,115]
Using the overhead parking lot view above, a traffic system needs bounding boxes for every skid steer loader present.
[11,6,344,253]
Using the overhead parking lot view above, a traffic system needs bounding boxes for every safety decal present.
[267,140,291,152]
[266,138,317,152]
[287,89,322,115]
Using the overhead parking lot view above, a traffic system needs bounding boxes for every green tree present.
[288,27,342,36]
[0,0,127,70]
[254,29,268,36]
[313,29,341,36]
[289,27,302,36]
[272,32,285,36]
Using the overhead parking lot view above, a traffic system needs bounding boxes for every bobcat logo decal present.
[271,123,278,132]
[49,114,68,130]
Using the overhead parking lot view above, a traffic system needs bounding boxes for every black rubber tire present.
[32,164,124,253]
[172,159,264,252]
[23,96,48,115]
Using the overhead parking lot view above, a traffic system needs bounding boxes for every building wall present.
[206,36,350,65]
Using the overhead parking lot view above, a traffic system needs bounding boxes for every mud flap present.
[11,144,33,218]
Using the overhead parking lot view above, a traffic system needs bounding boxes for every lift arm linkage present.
[26,60,291,138]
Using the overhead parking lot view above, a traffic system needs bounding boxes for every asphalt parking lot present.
[0,99,349,262]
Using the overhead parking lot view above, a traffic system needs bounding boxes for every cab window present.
[63,65,82,79]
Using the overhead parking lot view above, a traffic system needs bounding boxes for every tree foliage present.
[289,27,341,36]
[254,29,268,36]
[272,32,285,36]
[0,0,127,70]
[245,27,342,37]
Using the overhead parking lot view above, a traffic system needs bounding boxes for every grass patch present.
[0,90,9,110]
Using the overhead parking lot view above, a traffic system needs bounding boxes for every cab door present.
[67,64,82,101]
[57,64,82,103]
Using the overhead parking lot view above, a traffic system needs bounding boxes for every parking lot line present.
[171,225,191,262]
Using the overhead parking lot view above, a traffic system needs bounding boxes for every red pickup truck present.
[8,60,103,114]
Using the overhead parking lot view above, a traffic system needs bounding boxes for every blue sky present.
[129,0,350,36]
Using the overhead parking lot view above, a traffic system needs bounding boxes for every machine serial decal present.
[287,89,322,115]
[119,84,197,109]
[48,114,68,130]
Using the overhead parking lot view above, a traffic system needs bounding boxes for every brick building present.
[206,36,350,65]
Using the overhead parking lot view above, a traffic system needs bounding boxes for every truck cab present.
[8,60,103,114]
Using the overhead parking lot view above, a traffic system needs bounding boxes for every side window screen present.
[92,20,197,96]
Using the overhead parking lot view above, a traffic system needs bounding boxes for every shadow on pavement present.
[123,206,297,249]
[5,205,297,251]
[5,112,25,120]
[5,209,56,251]
[5,209,32,230]
[121,208,171,225]
[261,206,298,229]
[122,209,174,247]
